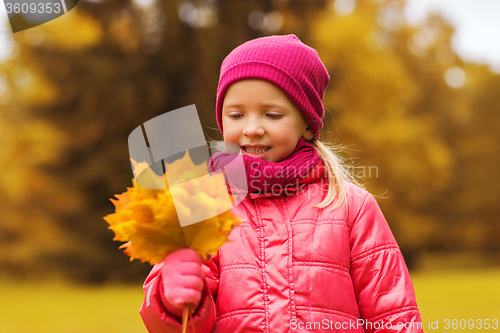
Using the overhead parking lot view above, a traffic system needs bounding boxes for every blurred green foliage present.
[0,0,499,282]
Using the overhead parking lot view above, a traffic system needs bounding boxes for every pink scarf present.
[209,138,321,194]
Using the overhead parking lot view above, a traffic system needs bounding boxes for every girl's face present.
[222,79,313,162]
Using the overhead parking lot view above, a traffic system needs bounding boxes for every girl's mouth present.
[243,147,270,154]
[241,146,271,158]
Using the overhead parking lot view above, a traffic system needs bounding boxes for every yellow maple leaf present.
[104,150,240,265]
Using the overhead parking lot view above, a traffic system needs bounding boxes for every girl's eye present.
[267,114,282,119]
[228,114,242,119]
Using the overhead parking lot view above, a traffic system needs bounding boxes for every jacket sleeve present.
[349,192,423,333]
[139,254,219,333]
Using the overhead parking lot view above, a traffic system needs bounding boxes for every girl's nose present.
[242,119,265,137]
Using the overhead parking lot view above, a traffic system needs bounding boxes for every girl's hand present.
[161,249,205,310]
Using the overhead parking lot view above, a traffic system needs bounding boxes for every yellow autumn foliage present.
[104,151,240,265]
[42,9,103,51]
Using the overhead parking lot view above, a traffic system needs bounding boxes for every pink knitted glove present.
[161,249,205,313]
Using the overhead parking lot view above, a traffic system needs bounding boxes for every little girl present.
[140,34,423,333]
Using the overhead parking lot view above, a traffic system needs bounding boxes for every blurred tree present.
[389,11,500,260]
[441,64,500,256]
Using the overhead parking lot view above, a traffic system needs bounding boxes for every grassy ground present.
[1,268,499,332]
[0,280,149,333]
[412,268,500,332]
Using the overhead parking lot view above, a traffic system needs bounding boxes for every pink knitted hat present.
[215,34,330,139]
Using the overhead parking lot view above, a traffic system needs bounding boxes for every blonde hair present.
[311,139,365,210]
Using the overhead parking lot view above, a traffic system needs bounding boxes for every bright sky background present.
[0,0,499,71]
[404,0,500,72]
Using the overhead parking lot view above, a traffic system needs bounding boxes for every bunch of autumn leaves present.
[104,151,241,265]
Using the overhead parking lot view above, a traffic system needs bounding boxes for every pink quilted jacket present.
[140,166,423,333]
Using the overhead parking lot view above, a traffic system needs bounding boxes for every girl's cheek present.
[223,133,237,144]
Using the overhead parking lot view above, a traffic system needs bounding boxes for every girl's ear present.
[303,126,314,141]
